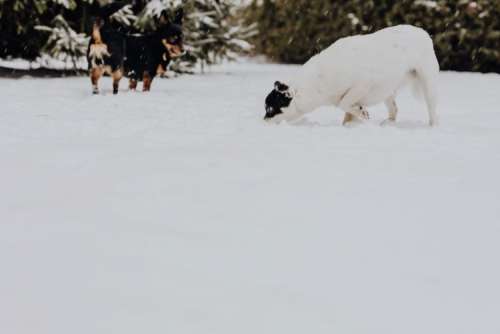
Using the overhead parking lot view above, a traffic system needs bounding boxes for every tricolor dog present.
[87,3,184,94]
[264,25,440,126]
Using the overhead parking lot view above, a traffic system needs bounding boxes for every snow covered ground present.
[1,62,499,334]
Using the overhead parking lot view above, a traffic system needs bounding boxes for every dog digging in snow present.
[264,25,440,126]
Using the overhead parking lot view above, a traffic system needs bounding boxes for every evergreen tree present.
[245,0,500,72]
[183,0,255,71]
[4,0,254,72]
[0,0,52,59]
[35,14,89,69]
[0,0,94,60]
[135,0,255,72]
[109,3,137,27]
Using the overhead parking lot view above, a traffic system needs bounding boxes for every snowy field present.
[1,62,500,333]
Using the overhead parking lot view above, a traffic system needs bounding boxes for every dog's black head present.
[158,8,184,58]
[264,81,293,120]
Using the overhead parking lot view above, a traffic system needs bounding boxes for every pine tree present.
[245,0,500,72]
[0,0,51,59]
[35,15,89,69]
[184,0,255,71]
[135,0,255,72]
[109,4,137,27]
[0,0,91,61]
[134,0,183,31]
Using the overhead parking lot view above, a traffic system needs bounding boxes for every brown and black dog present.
[87,3,184,94]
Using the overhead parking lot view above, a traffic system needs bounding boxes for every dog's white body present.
[274,25,440,125]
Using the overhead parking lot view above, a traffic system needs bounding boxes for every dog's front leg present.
[342,106,369,126]
[143,72,153,92]
[112,69,123,95]
[349,105,370,120]
[129,79,138,91]
[342,112,354,126]
[338,84,371,125]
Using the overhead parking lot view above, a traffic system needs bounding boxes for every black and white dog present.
[87,2,184,94]
[265,25,440,126]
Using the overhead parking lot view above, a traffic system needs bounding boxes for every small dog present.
[264,25,440,126]
[87,3,184,94]
[125,9,184,92]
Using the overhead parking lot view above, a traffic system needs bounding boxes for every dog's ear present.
[173,8,184,25]
[274,81,289,92]
[159,10,169,25]
[159,8,183,25]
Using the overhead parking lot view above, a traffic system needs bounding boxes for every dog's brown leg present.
[342,112,354,126]
[129,79,137,91]
[112,69,123,95]
[90,67,103,94]
[143,72,152,92]
[156,63,166,77]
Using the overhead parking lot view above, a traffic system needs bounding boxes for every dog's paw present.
[354,106,370,120]
[360,109,370,120]
[380,118,396,126]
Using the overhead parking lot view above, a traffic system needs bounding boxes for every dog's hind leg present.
[143,72,152,92]
[419,73,438,127]
[90,67,103,94]
[129,79,137,91]
[381,96,398,125]
[112,69,123,95]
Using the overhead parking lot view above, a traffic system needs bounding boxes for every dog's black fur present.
[87,2,128,72]
[87,2,184,94]
[264,81,293,119]
[125,12,184,86]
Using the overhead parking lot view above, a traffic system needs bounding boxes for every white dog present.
[264,25,440,126]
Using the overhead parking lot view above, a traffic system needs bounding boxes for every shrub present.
[246,0,500,72]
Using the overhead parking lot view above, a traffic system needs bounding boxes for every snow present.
[0,55,87,71]
[1,61,500,334]
[414,0,438,9]
[141,0,184,19]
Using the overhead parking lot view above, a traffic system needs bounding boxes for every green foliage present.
[0,0,253,72]
[134,0,256,72]
[35,15,89,67]
[0,0,94,60]
[182,0,255,69]
[246,0,500,72]
[0,0,50,59]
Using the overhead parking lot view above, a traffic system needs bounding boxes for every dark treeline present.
[246,0,500,73]
[1,0,499,73]
[0,0,93,60]
[0,0,254,71]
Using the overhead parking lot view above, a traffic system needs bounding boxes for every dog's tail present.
[88,2,129,68]
[89,19,110,67]
[92,19,103,45]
